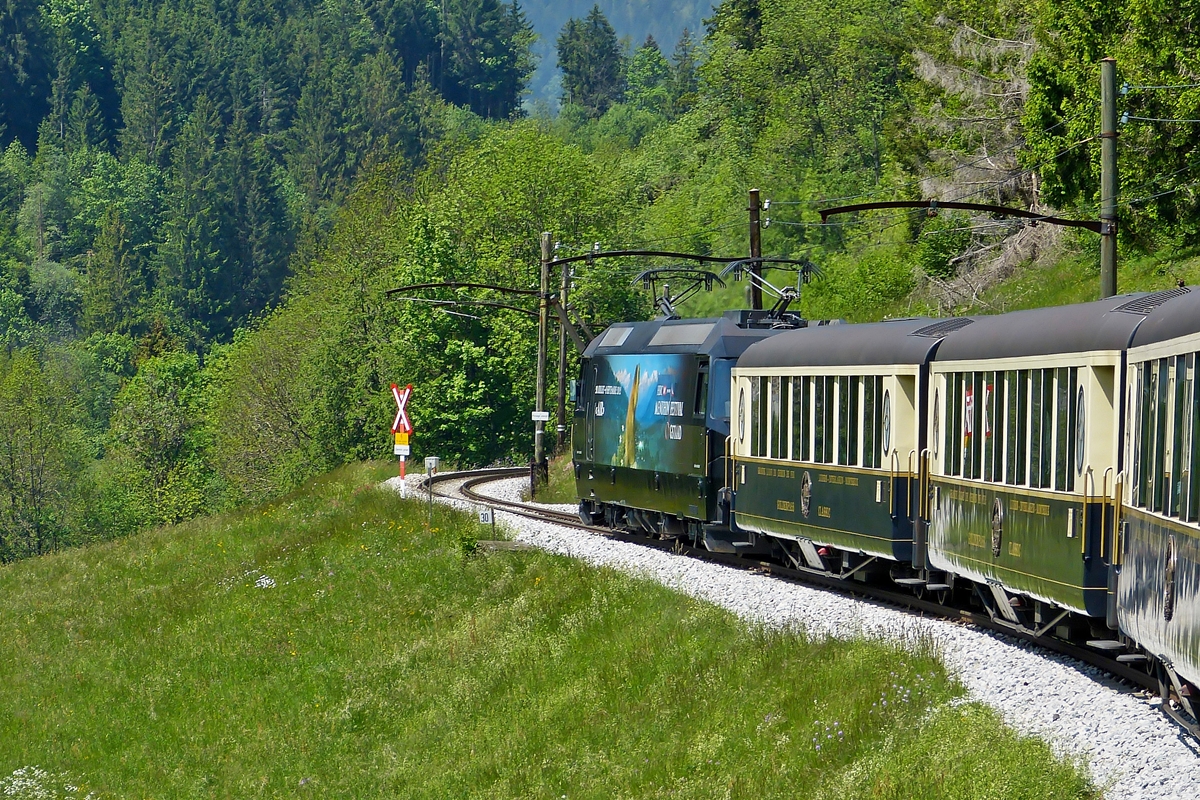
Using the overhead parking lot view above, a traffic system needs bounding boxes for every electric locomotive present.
[573,309,808,549]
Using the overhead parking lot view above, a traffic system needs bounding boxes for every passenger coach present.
[923,297,1149,628]
[1119,287,1200,701]
[730,319,956,575]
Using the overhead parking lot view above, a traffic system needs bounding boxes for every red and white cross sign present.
[391,383,414,434]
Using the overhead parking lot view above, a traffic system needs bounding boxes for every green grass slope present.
[0,463,1097,798]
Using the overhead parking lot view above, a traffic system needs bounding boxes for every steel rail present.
[418,468,1199,737]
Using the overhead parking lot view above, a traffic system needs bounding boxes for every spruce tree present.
[556,4,624,118]
[83,205,139,334]
[669,29,699,118]
[157,95,221,340]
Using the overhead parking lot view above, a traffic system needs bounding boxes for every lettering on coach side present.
[817,506,831,518]
[1008,499,1051,516]
[757,466,796,479]
[777,499,795,512]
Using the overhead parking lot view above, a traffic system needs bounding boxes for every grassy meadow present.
[0,462,1097,798]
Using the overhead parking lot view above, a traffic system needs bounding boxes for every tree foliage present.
[557,5,626,117]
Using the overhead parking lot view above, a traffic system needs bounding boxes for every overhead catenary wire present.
[1122,114,1200,124]
[1122,81,1200,92]
[1124,179,1200,207]
[767,134,1099,237]
[766,119,1071,209]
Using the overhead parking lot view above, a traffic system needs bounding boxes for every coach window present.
[751,377,768,458]
[814,376,834,464]
[1075,384,1086,477]
[945,376,960,476]
[1153,359,1169,512]
[792,377,811,462]
[967,372,985,480]
[1135,359,1168,511]
[881,388,892,462]
[1134,362,1149,507]
[738,385,747,446]
[931,387,940,464]
[985,372,1003,482]
[1170,354,1189,517]
[837,375,859,466]
[769,376,784,459]
[863,375,883,469]
[1053,367,1077,492]
[1187,354,1200,521]
[1005,370,1027,486]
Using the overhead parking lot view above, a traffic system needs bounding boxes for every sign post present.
[391,383,414,480]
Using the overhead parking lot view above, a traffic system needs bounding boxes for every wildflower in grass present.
[256,575,276,589]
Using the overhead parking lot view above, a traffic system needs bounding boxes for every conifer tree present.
[157,95,221,340]
[442,0,534,118]
[556,4,624,118]
[669,28,699,117]
[67,84,105,151]
[83,205,139,334]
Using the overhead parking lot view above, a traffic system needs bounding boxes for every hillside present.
[0,462,1098,797]
[6,0,1200,561]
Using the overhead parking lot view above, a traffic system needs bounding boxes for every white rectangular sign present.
[478,508,493,524]
[531,411,551,421]
[394,444,411,456]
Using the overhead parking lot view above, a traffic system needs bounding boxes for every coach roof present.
[737,318,946,368]
[1128,286,1200,349]
[934,292,1162,362]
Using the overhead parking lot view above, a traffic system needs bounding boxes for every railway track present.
[420,466,1200,738]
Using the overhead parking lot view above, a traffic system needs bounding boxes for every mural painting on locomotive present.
[592,354,695,473]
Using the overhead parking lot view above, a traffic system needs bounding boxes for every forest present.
[3,0,1200,561]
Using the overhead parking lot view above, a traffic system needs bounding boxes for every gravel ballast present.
[386,474,1200,799]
